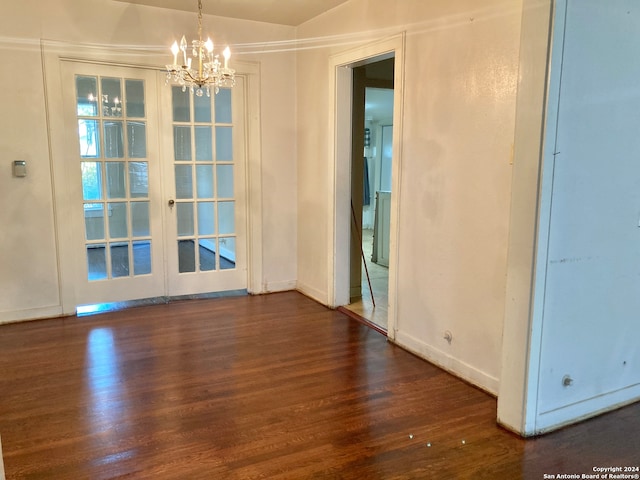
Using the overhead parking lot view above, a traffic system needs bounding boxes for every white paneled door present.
[61,62,247,308]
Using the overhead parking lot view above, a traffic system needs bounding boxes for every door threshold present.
[337,306,387,336]
[76,289,248,317]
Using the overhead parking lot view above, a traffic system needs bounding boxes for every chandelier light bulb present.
[205,38,214,53]
[171,41,180,65]
[223,46,230,68]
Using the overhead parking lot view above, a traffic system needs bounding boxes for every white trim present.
[530,0,568,434]
[328,33,405,342]
[0,305,66,325]
[296,280,329,305]
[241,61,265,295]
[393,331,500,395]
[264,280,297,293]
[534,384,640,434]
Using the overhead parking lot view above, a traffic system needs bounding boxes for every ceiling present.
[113,0,351,26]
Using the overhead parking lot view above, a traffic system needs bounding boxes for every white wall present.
[0,0,298,322]
[296,0,522,393]
[500,0,640,435]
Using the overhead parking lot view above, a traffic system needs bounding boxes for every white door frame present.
[42,42,263,314]
[327,33,405,339]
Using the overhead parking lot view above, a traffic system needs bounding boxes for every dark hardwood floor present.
[0,291,638,479]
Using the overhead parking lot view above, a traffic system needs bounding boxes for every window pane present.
[172,86,190,122]
[175,165,193,199]
[108,202,128,238]
[131,202,150,237]
[178,240,195,273]
[214,88,232,123]
[84,203,105,240]
[199,240,216,271]
[101,78,123,117]
[111,242,130,277]
[87,244,107,281]
[177,202,194,236]
[133,241,152,275]
[196,165,214,198]
[106,162,126,199]
[194,93,211,122]
[174,126,192,160]
[218,201,235,235]
[197,202,215,235]
[76,76,98,116]
[127,122,147,158]
[216,165,234,198]
[129,162,148,198]
[82,162,103,200]
[78,119,100,158]
[215,126,233,161]
[195,126,212,161]
[125,79,145,118]
[219,237,236,270]
[104,121,124,158]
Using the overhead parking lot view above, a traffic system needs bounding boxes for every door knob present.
[168,199,175,206]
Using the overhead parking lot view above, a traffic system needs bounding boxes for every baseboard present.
[0,305,65,325]
[295,281,328,306]
[393,330,499,396]
[533,383,640,435]
[261,280,297,293]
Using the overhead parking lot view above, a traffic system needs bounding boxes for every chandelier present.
[165,0,235,96]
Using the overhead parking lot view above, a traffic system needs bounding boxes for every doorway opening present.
[343,57,395,333]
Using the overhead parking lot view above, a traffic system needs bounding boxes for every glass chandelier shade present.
[165,0,235,96]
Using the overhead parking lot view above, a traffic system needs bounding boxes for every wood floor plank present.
[0,291,638,479]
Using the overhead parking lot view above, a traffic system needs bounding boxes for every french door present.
[60,61,247,308]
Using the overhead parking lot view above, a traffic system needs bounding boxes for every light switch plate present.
[13,160,26,177]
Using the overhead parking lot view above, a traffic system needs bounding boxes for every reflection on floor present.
[346,229,389,331]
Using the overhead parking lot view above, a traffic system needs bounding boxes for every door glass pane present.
[87,244,107,280]
[194,94,211,122]
[214,88,232,123]
[196,165,214,198]
[176,202,194,236]
[133,240,152,275]
[174,126,192,160]
[104,121,124,158]
[172,86,190,122]
[84,204,105,240]
[199,240,216,271]
[111,242,130,277]
[101,78,123,117]
[131,202,150,237]
[108,202,128,238]
[129,162,148,198]
[76,76,98,116]
[82,162,103,200]
[178,240,196,273]
[78,119,100,158]
[127,122,147,158]
[215,126,233,161]
[219,237,236,270]
[216,165,234,198]
[218,201,235,235]
[197,202,215,235]
[106,162,126,199]
[195,126,212,161]
[125,79,145,118]
[175,165,193,199]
